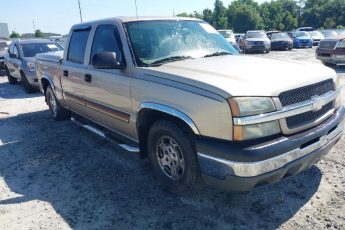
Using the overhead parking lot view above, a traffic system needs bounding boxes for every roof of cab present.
[71,16,203,29]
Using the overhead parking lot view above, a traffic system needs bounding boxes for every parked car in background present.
[34,17,345,194]
[320,30,338,38]
[292,31,313,48]
[270,32,293,50]
[296,27,314,32]
[316,34,345,66]
[4,39,63,93]
[308,31,325,46]
[240,30,271,53]
[218,29,240,52]
[0,40,10,69]
[266,30,280,39]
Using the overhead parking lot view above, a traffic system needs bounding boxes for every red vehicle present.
[316,35,345,66]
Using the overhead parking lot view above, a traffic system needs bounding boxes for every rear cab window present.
[67,29,90,64]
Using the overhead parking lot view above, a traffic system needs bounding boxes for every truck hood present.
[144,55,336,98]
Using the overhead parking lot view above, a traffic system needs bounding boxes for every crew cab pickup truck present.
[35,17,345,194]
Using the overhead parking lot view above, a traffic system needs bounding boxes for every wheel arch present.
[40,75,55,95]
[136,103,200,158]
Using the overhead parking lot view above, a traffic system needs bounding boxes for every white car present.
[218,29,240,51]
[308,31,325,46]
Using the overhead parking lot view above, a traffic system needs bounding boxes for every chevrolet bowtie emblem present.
[311,96,323,112]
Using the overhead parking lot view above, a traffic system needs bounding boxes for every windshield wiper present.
[150,55,193,66]
[203,51,233,58]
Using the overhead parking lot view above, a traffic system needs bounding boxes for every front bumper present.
[271,42,293,50]
[196,106,345,191]
[0,59,4,69]
[317,54,345,65]
[23,69,39,87]
[245,44,270,52]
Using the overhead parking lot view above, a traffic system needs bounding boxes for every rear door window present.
[67,30,90,64]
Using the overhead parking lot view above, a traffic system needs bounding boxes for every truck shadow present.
[0,110,322,229]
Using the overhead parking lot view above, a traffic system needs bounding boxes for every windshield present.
[0,42,9,51]
[21,43,62,57]
[271,33,289,39]
[218,30,233,38]
[295,31,311,38]
[246,31,266,38]
[125,20,238,66]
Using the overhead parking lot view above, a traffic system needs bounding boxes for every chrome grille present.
[286,102,333,129]
[279,79,334,107]
[319,40,338,50]
[279,79,335,130]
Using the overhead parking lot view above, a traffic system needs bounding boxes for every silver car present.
[0,40,10,69]
[4,39,63,93]
[242,30,271,54]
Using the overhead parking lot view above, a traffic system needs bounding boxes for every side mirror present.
[92,51,125,69]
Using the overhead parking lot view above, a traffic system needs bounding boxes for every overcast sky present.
[0,0,267,35]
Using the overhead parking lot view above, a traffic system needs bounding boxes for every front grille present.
[279,79,334,107]
[286,102,333,129]
[279,79,335,130]
[319,40,338,50]
[254,41,264,45]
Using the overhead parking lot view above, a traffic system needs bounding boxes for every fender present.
[137,102,200,135]
[41,74,55,91]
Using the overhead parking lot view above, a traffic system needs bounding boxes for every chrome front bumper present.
[196,106,345,191]
[198,118,344,178]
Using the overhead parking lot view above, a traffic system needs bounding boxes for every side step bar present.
[71,117,140,153]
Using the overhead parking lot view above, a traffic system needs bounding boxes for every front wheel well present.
[137,109,196,159]
[41,78,50,96]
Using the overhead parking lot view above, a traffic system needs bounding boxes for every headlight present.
[229,97,280,141]
[336,41,345,48]
[228,97,276,117]
[234,121,280,141]
[27,62,35,71]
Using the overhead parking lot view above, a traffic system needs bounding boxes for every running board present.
[71,117,140,153]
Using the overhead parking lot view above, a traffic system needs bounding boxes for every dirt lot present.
[0,47,345,230]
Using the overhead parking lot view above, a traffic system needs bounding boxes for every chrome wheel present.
[156,136,185,181]
[48,91,57,117]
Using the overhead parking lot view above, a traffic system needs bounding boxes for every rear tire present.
[21,72,36,93]
[147,120,202,196]
[5,66,17,85]
[46,85,70,121]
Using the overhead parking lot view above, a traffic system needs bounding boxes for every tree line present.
[177,0,345,32]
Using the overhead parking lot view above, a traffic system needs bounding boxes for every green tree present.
[202,8,213,25]
[34,29,44,38]
[9,31,20,38]
[228,0,264,32]
[212,0,228,29]
[324,18,336,29]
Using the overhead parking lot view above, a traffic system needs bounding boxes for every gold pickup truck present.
[35,17,344,195]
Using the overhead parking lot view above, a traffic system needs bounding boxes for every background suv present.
[240,30,271,54]
[4,39,63,93]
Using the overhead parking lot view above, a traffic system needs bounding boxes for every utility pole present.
[32,20,36,33]
[78,0,83,23]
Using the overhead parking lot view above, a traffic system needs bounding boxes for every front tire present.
[5,66,17,85]
[21,72,36,93]
[46,85,70,121]
[147,120,202,195]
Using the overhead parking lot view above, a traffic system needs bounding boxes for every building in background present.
[0,23,10,39]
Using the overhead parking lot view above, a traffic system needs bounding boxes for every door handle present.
[63,70,68,77]
[84,74,92,82]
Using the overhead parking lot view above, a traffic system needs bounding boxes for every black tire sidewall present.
[46,86,58,119]
[147,120,200,194]
[5,66,17,84]
[22,73,35,93]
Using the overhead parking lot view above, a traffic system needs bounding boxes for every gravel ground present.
[0,47,344,230]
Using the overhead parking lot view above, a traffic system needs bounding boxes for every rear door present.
[82,24,132,137]
[60,27,91,114]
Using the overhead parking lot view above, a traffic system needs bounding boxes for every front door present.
[82,24,132,137]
